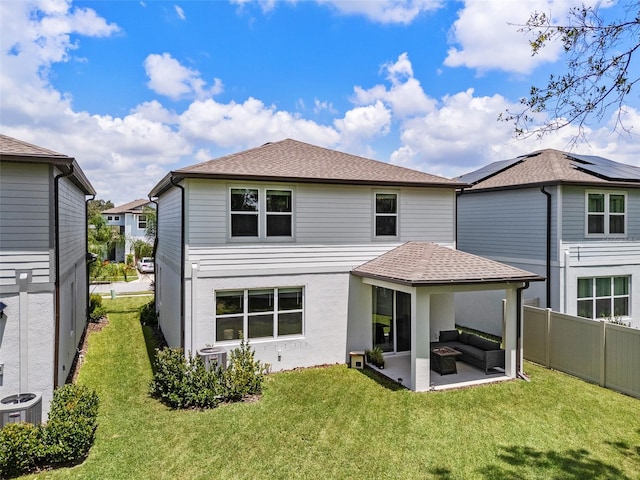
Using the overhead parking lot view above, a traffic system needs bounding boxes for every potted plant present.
[365,346,385,369]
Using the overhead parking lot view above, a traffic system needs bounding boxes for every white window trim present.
[214,287,305,344]
[585,190,627,238]
[373,190,400,239]
[577,276,631,320]
[228,185,295,242]
[138,214,147,230]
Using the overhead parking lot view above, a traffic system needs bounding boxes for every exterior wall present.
[457,187,554,262]
[185,179,457,246]
[561,185,640,242]
[56,173,89,385]
[156,187,183,348]
[188,271,351,371]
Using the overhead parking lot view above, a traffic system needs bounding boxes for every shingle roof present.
[103,199,151,214]
[174,139,463,187]
[0,133,69,159]
[0,133,96,195]
[352,242,544,286]
[460,149,640,190]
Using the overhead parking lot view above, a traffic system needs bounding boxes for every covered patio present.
[351,242,544,392]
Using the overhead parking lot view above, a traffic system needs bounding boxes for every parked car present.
[137,257,154,273]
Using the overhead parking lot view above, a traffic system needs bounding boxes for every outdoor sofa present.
[431,330,505,374]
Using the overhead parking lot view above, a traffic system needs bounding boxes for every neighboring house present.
[0,134,96,416]
[457,149,640,331]
[149,139,543,391]
[101,199,154,263]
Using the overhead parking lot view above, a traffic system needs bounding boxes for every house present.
[149,139,543,391]
[0,134,96,416]
[101,199,154,263]
[456,149,640,331]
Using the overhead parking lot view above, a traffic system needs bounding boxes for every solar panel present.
[456,156,524,185]
[569,153,640,182]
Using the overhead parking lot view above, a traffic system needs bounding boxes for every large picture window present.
[215,287,303,341]
[586,192,626,236]
[577,276,630,320]
[375,193,398,237]
[230,188,293,238]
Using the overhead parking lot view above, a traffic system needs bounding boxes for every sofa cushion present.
[459,332,470,344]
[439,330,459,342]
[468,334,500,351]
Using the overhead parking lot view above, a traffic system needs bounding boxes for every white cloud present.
[444,0,592,74]
[174,4,186,20]
[144,53,224,100]
[353,53,436,117]
[317,0,443,24]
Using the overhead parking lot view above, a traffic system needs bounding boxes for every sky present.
[1,0,639,206]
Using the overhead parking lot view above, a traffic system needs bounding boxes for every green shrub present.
[223,340,265,401]
[139,299,157,326]
[0,384,99,477]
[89,294,106,323]
[0,422,44,478]
[150,342,265,409]
[149,348,223,409]
[42,384,99,466]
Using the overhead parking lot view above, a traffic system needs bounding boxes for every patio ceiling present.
[352,242,545,287]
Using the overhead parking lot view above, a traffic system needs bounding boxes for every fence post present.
[600,320,606,387]
[545,308,551,367]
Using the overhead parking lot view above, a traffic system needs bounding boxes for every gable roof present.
[352,242,544,286]
[0,133,96,195]
[458,149,640,191]
[103,199,152,215]
[150,139,464,197]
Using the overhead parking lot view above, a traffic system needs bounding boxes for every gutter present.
[53,165,75,386]
[540,187,552,308]
[169,176,186,349]
[516,282,530,381]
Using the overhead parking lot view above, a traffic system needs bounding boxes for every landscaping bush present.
[0,384,99,478]
[42,384,100,466]
[223,340,265,401]
[150,342,265,409]
[139,299,158,326]
[89,294,106,323]
[0,422,44,478]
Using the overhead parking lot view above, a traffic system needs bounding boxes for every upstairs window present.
[577,276,630,320]
[266,190,292,236]
[375,193,398,237]
[230,188,293,239]
[231,188,259,237]
[138,214,147,230]
[587,192,625,236]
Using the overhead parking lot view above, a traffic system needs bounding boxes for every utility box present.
[0,392,42,428]
[349,351,365,369]
[197,347,227,371]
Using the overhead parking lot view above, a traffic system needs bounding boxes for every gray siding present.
[185,180,456,246]
[0,162,52,288]
[457,187,552,261]
[562,185,640,242]
[57,173,87,274]
[0,162,51,250]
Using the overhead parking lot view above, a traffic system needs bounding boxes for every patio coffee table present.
[431,346,462,375]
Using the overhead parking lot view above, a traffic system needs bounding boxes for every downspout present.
[516,281,530,381]
[148,195,159,262]
[540,187,552,308]
[53,165,75,387]
[85,193,96,343]
[455,188,465,247]
[169,176,186,350]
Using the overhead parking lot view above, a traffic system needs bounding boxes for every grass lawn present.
[24,297,640,479]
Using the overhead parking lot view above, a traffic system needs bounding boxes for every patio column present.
[503,287,518,378]
[411,289,430,391]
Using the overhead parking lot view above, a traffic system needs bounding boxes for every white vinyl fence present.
[523,306,640,399]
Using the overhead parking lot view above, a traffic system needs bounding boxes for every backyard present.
[23,296,640,479]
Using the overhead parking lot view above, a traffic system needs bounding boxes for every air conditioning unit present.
[0,392,42,428]
[197,347,227,371]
